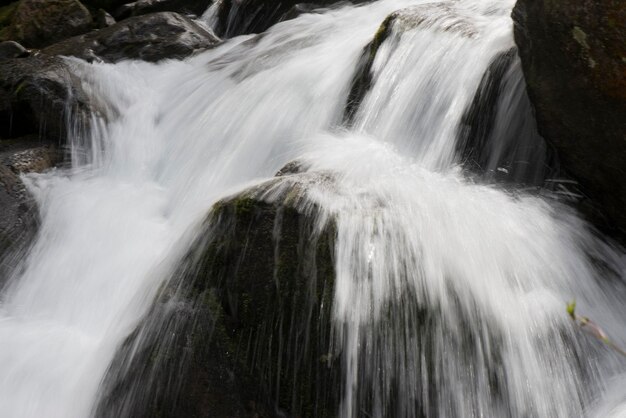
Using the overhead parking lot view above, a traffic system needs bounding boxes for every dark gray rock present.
[0,54,94,142]
[2,0,93,48]
[43,12,220,63]
[0,40,28,60]
[95,8,116,28]
[513,0,626,236]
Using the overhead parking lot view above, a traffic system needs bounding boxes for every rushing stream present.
[1,0,626,417]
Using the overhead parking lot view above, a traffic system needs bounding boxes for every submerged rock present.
[96,170,339,417]
[513,0,626,235]
[344,3,477,124]
[0,135,61,286]
[2,0,93,48]
[456,47,555,186]
[43,12,220,63]
[0,54,94,142]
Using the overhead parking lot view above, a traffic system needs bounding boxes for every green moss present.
[371,15,393,57]
[233,195,257,217]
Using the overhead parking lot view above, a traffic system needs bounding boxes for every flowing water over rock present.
[1,0,626,417]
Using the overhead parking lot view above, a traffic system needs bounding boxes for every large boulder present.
[512,0,626,235]
[1,0,93,48]
[43,12,220,63]
[95,168,339,417]
[0,54,95,142]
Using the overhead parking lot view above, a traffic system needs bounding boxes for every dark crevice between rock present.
[455,46,559,188]
[215,0,366,38]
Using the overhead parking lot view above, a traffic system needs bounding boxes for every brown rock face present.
[5,0,93,48]
[512,0,626,235]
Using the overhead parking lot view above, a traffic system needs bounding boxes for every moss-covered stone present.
[96,171,339,418]
[3,0,93,48]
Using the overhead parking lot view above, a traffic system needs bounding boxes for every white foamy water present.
[0,0,625,417]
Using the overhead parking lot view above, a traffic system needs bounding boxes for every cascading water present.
[1,0,625,417]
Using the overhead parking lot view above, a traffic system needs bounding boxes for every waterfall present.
[1,0,625,417]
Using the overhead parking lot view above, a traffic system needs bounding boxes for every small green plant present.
[567,300,626,357]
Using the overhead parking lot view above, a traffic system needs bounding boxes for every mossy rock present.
[4,0,93,48]
[96,170,340,418]
[95,161,533,416]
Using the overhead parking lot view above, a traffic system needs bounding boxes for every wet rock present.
[513,0,626,235]
[96,171,339,418]
[113,0,212,20]
[3,0,93,48]
[43,12,220,63]
[0,54,94,142]
[344,3,477,124]
[95,8,116,28]
[0,40,28,60]
[216,0,366,37]
[0,135,61,286]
